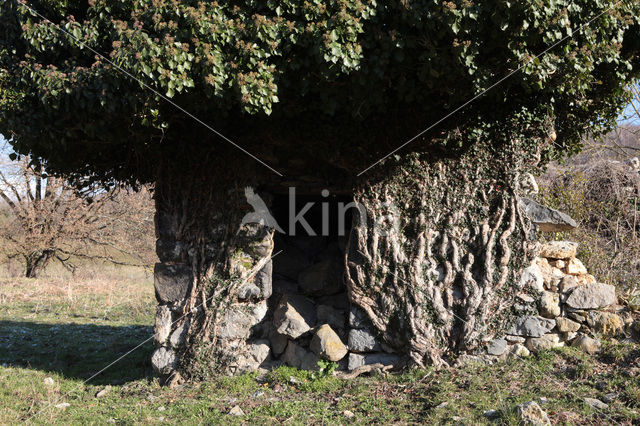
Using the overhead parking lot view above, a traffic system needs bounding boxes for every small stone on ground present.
[516,401,550,425]
[584,397,608,410]
[95,386,111,398]
[229,405,245,416]
[343,410,355,418]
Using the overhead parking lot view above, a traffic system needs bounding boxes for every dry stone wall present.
[479,240,636,362]
[153,224,637,377]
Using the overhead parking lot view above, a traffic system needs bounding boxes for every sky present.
[620,102,640,125]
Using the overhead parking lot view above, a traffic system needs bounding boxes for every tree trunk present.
[345,148,537,368]
[151,159,276,380]
[25,249,54,278]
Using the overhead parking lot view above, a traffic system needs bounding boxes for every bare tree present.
[0,154,154,278]
[547,83,636,164]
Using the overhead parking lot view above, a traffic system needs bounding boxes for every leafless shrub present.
[0,155,154,277]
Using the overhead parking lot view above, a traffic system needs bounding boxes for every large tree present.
[1,0,639,377]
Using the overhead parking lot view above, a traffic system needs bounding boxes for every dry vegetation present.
[538,125,640,306]
[0,153,155,278]
[0,262,154,324]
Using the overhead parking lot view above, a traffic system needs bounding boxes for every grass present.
[1,267,639,424]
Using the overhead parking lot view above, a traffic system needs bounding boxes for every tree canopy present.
[1,0,639,183]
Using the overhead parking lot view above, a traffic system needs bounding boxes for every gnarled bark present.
[345,148,537,367]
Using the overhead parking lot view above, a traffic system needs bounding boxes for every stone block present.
[217,301,268,340]
[555,317,581,333]
[233,339,271,373]
[539,241,578,259]
[486,338,508,356]
[505,335,526,343]
[566,258,588,275]
[283,341,320,371]
[273,294,316,339]
[539,291,561,318]
[154,263,192,304]
[348,328,381,352]
[526,334,563,353]
[519,263,544,292]
[268,330,289,356]
[518,197,577,233]
[507,316,556,337]
[310,324,348,362]
[151,347,178,375]
[565,282,617,309]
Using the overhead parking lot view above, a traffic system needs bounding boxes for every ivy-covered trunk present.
[151,134,541,379]
[151,159,276,381]
[345,147,536,368]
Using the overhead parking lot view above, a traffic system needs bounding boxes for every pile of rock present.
[151,231,401,376]
[485,241,636,359]
[268,235,398,371]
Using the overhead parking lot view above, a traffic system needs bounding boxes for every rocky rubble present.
[151,231,400,376]
[242,235,397,372]
[484,240,636,360]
